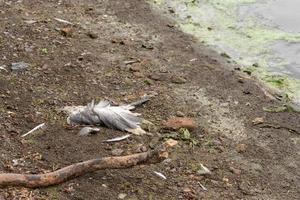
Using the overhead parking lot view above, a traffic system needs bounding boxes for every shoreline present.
[149,0,300,111]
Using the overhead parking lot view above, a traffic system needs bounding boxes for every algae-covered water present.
[150,0,300,109]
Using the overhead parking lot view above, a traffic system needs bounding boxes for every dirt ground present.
[0,0,299,199]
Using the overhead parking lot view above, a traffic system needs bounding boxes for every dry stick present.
[0,139,177,188]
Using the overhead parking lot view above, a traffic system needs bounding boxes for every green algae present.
[149,0,300,109]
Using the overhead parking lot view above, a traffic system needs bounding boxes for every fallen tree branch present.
[0,139,177,188]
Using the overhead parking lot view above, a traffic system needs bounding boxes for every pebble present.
[61,27,73,37]
[11,62,29,71]
[87,31,98,39]
[133,72,144,78]
[236,143,247,153]
[129,64,141,72]
[229,167,241,175]
[171,75,187,84]
[118,193,127,199]
[176,111,185,117]
[111,149,124,156]
[164,117,196,130]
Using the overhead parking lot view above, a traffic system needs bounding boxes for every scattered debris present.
[64,96,150,134]
[103,134,130,143]
[21,123,45,138]
[153,171,167,180]
[252,117,264,125]
[197,164,212,175]
[11,62,30,71]
[78,127,100,136]
[118,193,127,199]
[54,18,74,25]
[164,117,196,130]
[198,182,208,191]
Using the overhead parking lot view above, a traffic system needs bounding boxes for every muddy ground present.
[0,0,299,199]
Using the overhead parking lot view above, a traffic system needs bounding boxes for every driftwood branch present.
[0,139,177,188]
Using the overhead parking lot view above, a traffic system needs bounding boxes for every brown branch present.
[0,139,177,188]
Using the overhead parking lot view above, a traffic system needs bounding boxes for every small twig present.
[21,123,45,138]
[0,139,177,188]
[258,123,299,135]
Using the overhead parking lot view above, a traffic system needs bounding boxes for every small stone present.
[229,167,241,175]
[171,75,186,84]
[149,73,161,81]
[164,117,196,130]
[129,64,141,72]
[141,120,158,133]
[252,117,264,125]
[11,62,29,71]
[133,72,144,78]
[87,31,98,39]
[236,143,247,153]
[111,149,124,156]
[183,187,192,193]
[118,193,127,199]
[176,111,185,117]
[61,27,73,37]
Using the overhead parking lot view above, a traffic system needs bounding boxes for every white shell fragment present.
[197,164,212,175]
[103,134,130,143]
[153,171,167,180]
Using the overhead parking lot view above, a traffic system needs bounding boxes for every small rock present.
[149,73,162,81]
[229,167,241,175]
[61,27,73,37]
[129,64,141,72]
[118,193,127,199]
[11,62,29,71]
[133,72,144,78]
[176,111,185,117]
[111,149,124,156]
[87,31,98,39]
[171,75,186,84]
[183,187,192,193]
[141,120,158,133]
[236,143,247,153]
[135,144,147,153]
[164,117,196,130]
[252,117,264,125]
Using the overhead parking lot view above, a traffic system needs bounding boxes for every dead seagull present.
[63,96,150,135]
